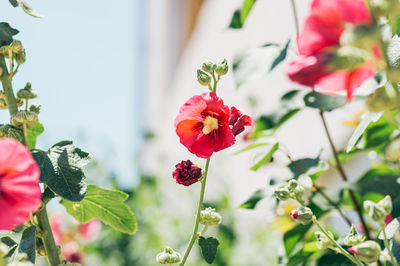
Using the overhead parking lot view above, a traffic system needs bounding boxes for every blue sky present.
[1,0,146,187]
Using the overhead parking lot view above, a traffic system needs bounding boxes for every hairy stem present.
[381,222,399,266]
[0,55,18,115]
[180,158,211,266]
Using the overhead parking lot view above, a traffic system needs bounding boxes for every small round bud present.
[197,69,211,86]
[348,240,381,264]
[17,82,37,99]
[0,124,23,142]
[315,231,334,250]
[10,111,38,128]
[15,51,26,65]
[200,207,222,226]
[202,61,214,73]
[290,207,313,225]
[274,187,291,201]
[9,40,24,54]
[215,59,228,76]
[345,224,365,246]
[364,200,387,222]
[156,247,182,264]
[385,137,400,162]
[29,103,41,115]
[0,98,7,109]
[287,179,305,200]
[378,195,392,215]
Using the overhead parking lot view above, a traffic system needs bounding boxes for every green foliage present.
[18,226,36,263]
[1,237,18,258]
[270,39,290,71]
[198,237,220,264]
[250,142,279,171]
[8,0,18,7]
[27,122,44,149]
[32,140,90,201]
[229,0,257,29]
[288,154,321,178]
[304,91,346,112]
[237,189,266,209]
[62,185,137,235]
[0,22,19,47]
[234,142,270,155]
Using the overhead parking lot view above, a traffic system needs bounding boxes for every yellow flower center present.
[202,116,219,135]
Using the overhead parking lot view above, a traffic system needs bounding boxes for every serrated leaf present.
[250,142,279,171]
[346,111,383,152]
[1,236,18,258]
[18,0,44,18]
[27,122,44,149]
[61,185,137,235]
[32,141,90,201]
[229,0,256,29]
[0,22,19,47]
[198,237,219,264]
[18,226,36,263]
[237,189,266,209]
[304,91,346,112]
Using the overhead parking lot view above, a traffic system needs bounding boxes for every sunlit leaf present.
[250,142,279,171]
[237,189,266,209]
[27,122,44,149]
[229,0,256,29]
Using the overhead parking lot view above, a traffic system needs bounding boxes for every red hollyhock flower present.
[287,0,377,99]
[172,160,202,186]
[0,138,41,230]
[175,92,252,158]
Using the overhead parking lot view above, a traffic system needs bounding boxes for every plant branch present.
[290,0,300,35]
[0,55,18,115]
[180,158,211,266]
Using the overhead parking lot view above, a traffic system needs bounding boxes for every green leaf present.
[304,91,346,112]
[236,189,266,209]
[27,122,44,149]
[234,142,270,155]
[270,39,290,71]
[250,142,279,171]
[363,116,396,151]
[32,141,90,202]
[288,154,321,178]
[229,0,256,29]
[287,246,315,266]
[1,236,18,258]
[346,111,383,152]
[18,226,36,263]
[62,185,137,235]
[198,237,219,264]
[18,0,44,18]
[0,22,19,47]
[8,0,18,7]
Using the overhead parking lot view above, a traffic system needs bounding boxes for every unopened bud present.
[16,98,24,107]
[197,69,211,86]
[10,111,38,128]
[348,241,381,264]
[199,207,222,226]
[15,51,26,65]
[17,83,38,99]
[330,46,367,71]
[345,224,365,246]
[385,137,400,162]
[215,59,228,76]
[288,179,304,200]
[0,124,23,142]
[0,98,7,109]
[9,40,24,54]
[378,195,392,214]
[156,247,182,264]
[202,61,214,73]
[274,187,290,201]
[29,103,41,114]
[315,231,334,249]
[364,200,387,222]
[290,207,313,225]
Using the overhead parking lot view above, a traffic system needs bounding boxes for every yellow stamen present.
[202,116,219,135]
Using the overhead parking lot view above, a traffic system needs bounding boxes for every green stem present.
[22,121,28,146]
[211,72,218,93]
[0,55,18,115]
[312,216,364,266]
[381,222,399,266]
[36,205,61,266]
[179,158,211,266]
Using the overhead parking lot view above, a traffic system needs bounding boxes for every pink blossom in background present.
[50,213,65,244]
[78,219,102,241]
[0,138,41,230]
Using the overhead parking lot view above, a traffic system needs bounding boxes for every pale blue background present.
[1,0,146,187]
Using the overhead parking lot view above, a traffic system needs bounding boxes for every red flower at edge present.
[175,92,252,158]
[0,138,41,230]
[287,0,377,99]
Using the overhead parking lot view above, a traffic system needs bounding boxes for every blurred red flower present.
[175,92,252,158]
[78,219,102,241]
[287,0,376,99]
[0,138,41,230]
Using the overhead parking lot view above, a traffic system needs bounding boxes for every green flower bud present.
[16,98,24,107]
[9,40,24,54]
[197,69,211,86]
[29,103,41,114]
[0,242,9,257]
[385,137,400,162]
[290,207,313,225]
[315,230,335,250]
[15,50,26,65]
[0,98,7,109]
[17,82,37,99]
[0,124,23,142]
[364,200,387,222]
[330,46,367,71]
[344,224,365,246]
[11,111,38,128]
[274,187,291,201]
[156,247,182,264]
[340,25,380,51]
[378,195,392,214]
[348,241,381,264]
[287,179,304,200]
[200,207,222,226]
[202,61,214,73]
[215,59,228,76]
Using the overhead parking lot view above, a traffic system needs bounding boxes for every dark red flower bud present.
[229,107,253,136]
[290,209,299,219]
[385,214,394,225]
[172,160,202,186]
